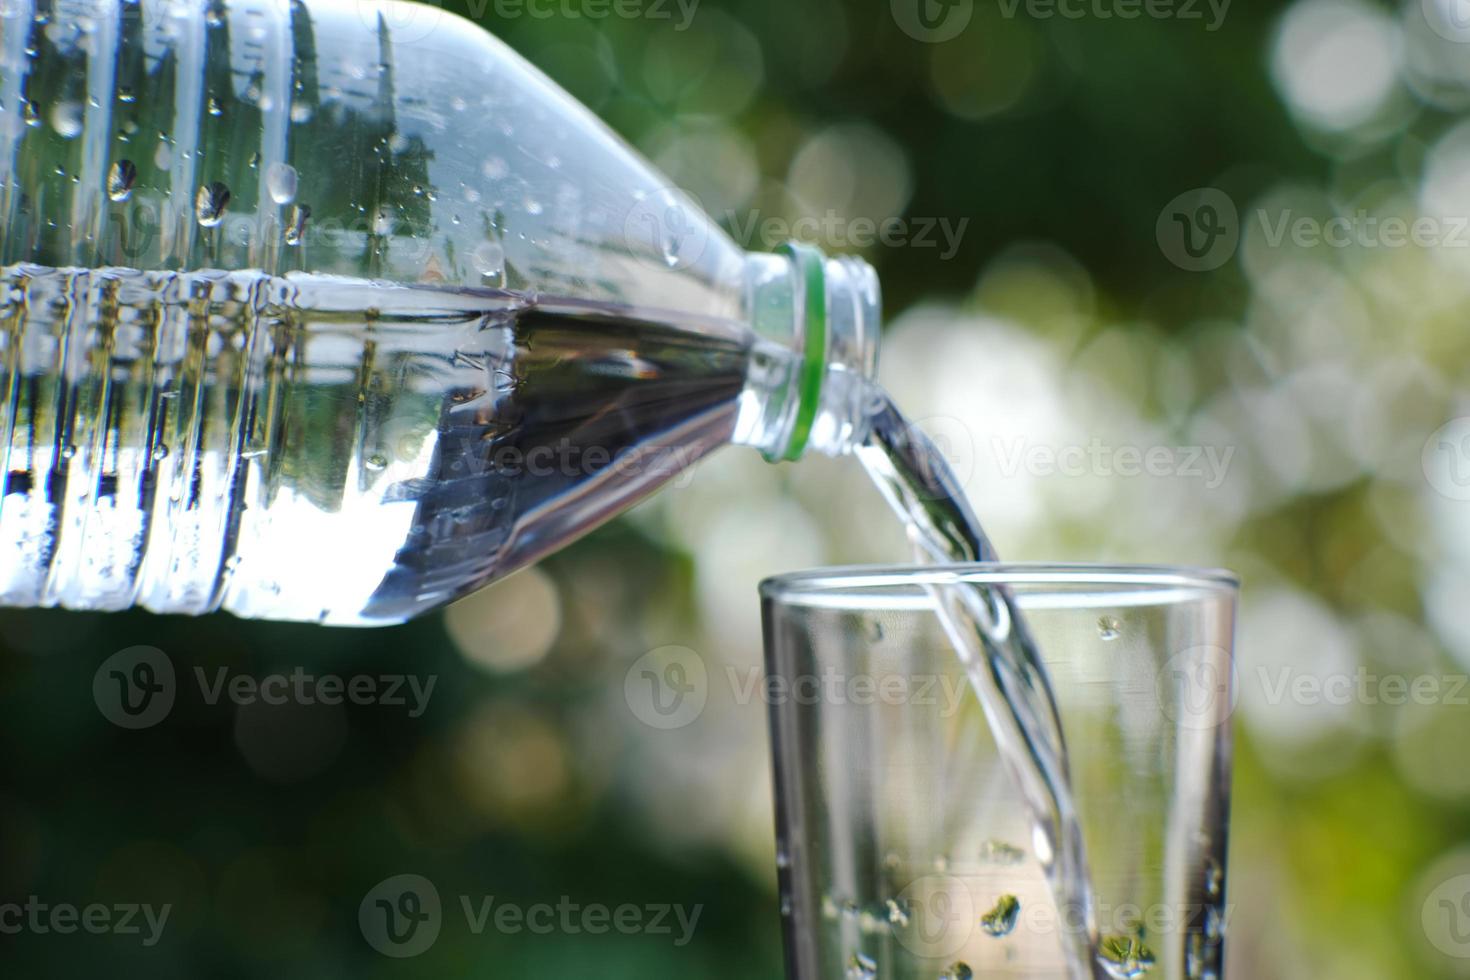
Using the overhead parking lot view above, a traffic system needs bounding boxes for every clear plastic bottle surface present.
[0,0,880,623]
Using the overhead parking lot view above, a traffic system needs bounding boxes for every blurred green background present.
[5,0,1470,977]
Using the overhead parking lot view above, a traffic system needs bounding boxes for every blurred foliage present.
[4,0,1470,978]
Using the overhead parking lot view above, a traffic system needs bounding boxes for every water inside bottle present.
[0,264,747,622]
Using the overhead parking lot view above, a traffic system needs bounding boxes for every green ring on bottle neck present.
[773,241,827,462]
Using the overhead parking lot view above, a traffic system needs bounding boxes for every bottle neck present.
[734,243,882,461]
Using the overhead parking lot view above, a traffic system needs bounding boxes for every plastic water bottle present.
[0,0,880,623]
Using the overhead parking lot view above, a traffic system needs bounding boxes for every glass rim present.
[760,562,1238,609]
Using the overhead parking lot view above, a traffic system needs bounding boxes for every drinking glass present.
[760,564,1237,980]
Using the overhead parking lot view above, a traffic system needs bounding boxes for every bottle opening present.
[735,243,881,462]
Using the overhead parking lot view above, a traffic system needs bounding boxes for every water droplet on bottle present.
[1204,858,1223,898]
[481,157,507,181]
[932,854,949,872]
[865,619,884,643]
[21,100,39,127]
[450,95,466,112]
[845,952,876,980]
[206,96,223,117]
[940,964,973,980]
[364,453,387,471]
[472,240,505,285]
[524,197,543,216]
[1186,934,1204,971]
[884,898,908,927]
[290,100,312,123]
[284,204,310,246]
[660,234,681,268]
[1203,903,1223,941]
[106,159,136,201]
[1097,935,1156,978]
[266,161,297,204]
[50,100,82,137]
[117,87,135,104]
[978,839,1026,865]
[1098,615,1122,641]
[153,141,172,170]
[195,180,230,227]
[980,894,1020,937]
[60,443,77,460]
